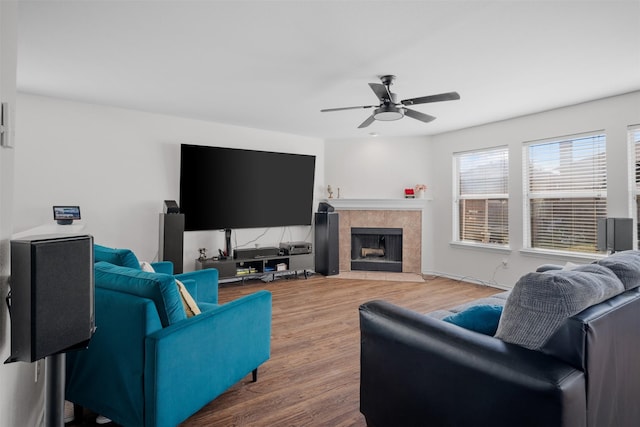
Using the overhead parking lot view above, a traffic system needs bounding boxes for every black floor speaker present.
[597,217,633,253]
[315,212,339,276]
[7,234,95,363]
[159,213,184,274]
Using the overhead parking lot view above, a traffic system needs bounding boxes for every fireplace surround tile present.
[336,209,422,274]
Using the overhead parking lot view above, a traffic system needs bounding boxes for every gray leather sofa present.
[359,251,640,427]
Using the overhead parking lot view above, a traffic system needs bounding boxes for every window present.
[454,146,509,245]
[524,132,606,253]
[630,125,640,247]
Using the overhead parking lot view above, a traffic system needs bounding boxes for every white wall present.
[324,135,433,200]
[324,135,436,270]
[429,91,640,287]
[0,2,46,426]
[14,94,324,272]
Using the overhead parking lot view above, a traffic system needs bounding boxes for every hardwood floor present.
[180,274,500,427]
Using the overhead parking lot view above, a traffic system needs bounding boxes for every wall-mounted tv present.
[179,144,316,231]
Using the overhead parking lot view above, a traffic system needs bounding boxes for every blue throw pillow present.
[94,244,141,270]
[443,305,503,335]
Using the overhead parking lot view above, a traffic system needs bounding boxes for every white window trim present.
[450,241,511,253]
[519,247,604,263]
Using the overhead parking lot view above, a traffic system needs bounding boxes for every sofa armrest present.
[359,300,586,427]
[144,290,271,427]
[174,269,219,303]
[65,288,164,427]
[151,261,173,275]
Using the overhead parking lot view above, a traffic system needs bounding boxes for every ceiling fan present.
[320,75,460,128]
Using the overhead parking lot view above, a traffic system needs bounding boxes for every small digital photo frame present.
[53,206,81,225]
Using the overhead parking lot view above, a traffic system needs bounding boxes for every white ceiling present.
[16,1,640,140]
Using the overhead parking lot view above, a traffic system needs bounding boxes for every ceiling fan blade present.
[404,108,436,123]
[369,83,389,102]
[401,91,460,106]
[321,105,375,113]
[357,114,376,128]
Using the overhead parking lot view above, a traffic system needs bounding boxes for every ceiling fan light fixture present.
[373,105,404,121]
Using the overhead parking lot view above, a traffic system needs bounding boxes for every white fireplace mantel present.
[321,198,429,211]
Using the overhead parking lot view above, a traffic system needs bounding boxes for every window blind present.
[455,146,508,245]
[631,126,640,246]
[524,133,606,253]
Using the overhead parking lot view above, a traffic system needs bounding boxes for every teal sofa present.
[65,245,272,427]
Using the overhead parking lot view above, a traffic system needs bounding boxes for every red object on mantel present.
[404,188,415,198]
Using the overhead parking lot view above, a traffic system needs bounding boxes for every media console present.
[196,252,314,283]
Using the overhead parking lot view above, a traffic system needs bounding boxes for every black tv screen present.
[180,144,316,231]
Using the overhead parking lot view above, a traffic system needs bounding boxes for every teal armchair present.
[65,245,272,427]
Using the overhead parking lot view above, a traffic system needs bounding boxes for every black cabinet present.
[315,212,339,276]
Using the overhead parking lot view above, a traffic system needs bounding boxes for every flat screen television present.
[179,144,316,231]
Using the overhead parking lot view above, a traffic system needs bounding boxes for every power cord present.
[234,228,271,249]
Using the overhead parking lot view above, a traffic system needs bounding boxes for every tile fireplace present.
[330,199,423,274]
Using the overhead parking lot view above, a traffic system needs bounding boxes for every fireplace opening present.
[351,227,402,272]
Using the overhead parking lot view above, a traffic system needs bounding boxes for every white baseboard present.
[422,270,512,291]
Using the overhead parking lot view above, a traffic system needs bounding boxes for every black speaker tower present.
[597,217,633,253]
[315,212,339,276]
[159,213,185,274]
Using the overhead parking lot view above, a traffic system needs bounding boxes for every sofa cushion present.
[94,261,186,326]
[596,250,640,290]
[94,244,141,270]
[442,304,503,335]
[495,264,624,350]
